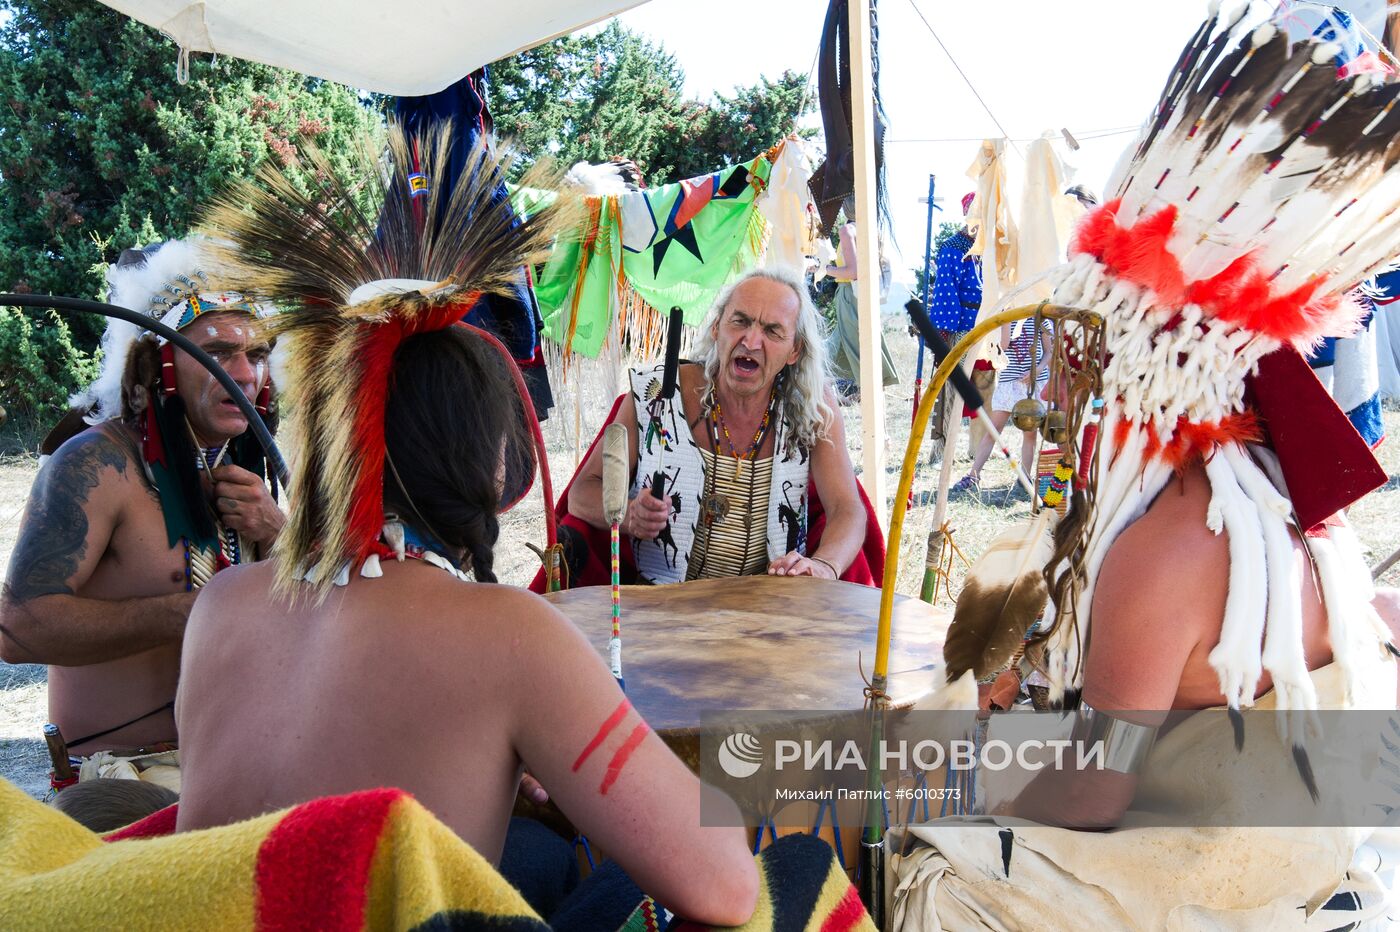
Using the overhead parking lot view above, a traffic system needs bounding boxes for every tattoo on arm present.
[5,431,130,603]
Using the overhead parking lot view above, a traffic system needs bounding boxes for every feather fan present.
[200,123,576,597]
[942,508,1057,685]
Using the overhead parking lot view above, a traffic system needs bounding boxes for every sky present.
[607,0,1387,280]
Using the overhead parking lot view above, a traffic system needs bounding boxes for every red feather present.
[1070,202,1360,349]
[345,319,404,562]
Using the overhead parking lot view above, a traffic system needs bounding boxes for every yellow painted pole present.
[870,304,1078,692]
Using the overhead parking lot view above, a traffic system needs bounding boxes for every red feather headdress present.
[1023,11,1400,714]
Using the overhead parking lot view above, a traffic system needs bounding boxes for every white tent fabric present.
[100,0,645,95]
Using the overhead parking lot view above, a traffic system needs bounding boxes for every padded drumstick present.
[602,423,630,527]
[602,423,628,689]
[906,298,1039,499]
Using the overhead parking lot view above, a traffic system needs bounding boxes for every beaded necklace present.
[711,399,772,475]
[182,440,242,590]
[694,386,778,576]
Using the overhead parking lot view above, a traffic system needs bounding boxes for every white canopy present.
[101,0,645,95]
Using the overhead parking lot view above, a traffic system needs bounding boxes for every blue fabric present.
[1312,7,1366,67]
[1375,267,1400,306]
[1346,394,1385,448]
[1309,336,1338,369]
[393,69,554,418]
[928,230,982,331]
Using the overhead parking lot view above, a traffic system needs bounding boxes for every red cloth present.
[530,395,885,592]
[1245,347,1386,532]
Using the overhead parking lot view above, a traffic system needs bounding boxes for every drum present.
[522,576,949,867]
[545,575,946,740]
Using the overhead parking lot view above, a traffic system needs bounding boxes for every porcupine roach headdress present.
[202,125,572,597]
[1038,6,1399,718]
[942,6,1399,724]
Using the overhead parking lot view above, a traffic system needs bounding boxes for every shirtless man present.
[0,241,282,756]
[567,269,867,585]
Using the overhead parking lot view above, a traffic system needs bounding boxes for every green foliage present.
[0,0,382,352]
[490,22,813,185]
[933,220,965,251]
[0,306,98,431]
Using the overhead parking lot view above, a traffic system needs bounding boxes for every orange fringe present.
[1159,412,1263,470]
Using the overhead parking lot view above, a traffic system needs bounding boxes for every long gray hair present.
[692,267,834,453]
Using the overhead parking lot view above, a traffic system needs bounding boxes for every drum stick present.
[602,423,630,690]
[651,306,685,503]
[906,300,1039,500]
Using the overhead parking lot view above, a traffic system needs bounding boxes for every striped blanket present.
[0,779,872,931]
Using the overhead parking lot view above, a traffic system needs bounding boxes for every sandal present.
[950,474,981,498]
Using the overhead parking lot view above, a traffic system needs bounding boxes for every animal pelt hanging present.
[808,0,890,236]
[201,124,575,597]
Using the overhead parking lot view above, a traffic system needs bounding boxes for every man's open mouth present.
[733,354,761,374]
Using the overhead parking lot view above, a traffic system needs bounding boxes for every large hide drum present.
[519,576,949,862]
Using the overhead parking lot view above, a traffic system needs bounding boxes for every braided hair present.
[382,326,530,583]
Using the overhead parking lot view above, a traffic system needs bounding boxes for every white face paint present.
[206,325,220,337]
[233,326,244,336]
[254,361,267,387]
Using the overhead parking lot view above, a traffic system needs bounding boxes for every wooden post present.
[849,0,887,532]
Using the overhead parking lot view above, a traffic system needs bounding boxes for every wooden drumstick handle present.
[44,723,74,782]
[659,306,684,400]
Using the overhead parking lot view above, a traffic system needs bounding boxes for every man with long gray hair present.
[555,267,878,587]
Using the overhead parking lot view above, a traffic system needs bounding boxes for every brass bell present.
[1010,397,1046,431]
[1041,409,1069,444]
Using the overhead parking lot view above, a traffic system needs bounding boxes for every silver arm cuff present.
[1071,709,1159,774]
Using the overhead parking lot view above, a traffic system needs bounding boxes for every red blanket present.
[531,396,884,593]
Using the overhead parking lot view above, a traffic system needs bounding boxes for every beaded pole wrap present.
[609,523,623,689]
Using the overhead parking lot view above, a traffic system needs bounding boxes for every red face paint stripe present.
[599,722,650,795]
[572,698,633,772]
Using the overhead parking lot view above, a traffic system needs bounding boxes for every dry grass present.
[2,325,1399,797]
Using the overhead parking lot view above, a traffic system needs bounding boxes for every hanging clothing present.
[928,230,982,332]
[828,282,899,387]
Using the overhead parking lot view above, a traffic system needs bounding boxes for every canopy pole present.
[850,0,887,533]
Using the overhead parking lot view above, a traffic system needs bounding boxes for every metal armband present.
[1071,708,1159,774]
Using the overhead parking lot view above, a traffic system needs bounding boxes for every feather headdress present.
[202,124,573,596]
[1027,6,1400,718]
[73,238,275,424]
